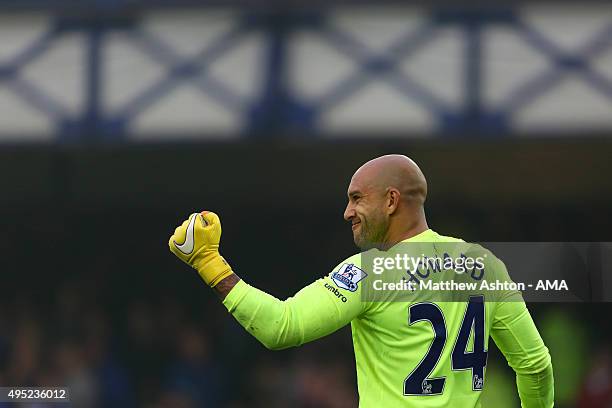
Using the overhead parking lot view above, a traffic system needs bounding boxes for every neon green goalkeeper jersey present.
[223,229,554,407]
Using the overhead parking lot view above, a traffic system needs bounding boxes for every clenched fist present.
[169,211,233,287]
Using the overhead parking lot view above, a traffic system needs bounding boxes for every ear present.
[386,188,401,215]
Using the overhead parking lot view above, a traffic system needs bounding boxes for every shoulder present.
[430,230,466,243]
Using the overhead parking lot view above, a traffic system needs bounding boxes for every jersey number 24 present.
[404,295,487,396]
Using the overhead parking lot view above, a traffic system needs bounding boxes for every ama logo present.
[332,263,367,292]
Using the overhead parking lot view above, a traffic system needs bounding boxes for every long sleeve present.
[491,299,554,408]
[222,259,367,350]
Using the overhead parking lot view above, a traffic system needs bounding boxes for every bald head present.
[344,155,429,250]
[351,154,427,207]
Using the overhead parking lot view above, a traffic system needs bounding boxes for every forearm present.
[492,301,554,408]
[213,273,241,300]
[221,280,301,350]
[221,277,360,350]
[516,362,554,408]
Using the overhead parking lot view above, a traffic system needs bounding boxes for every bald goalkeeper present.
[168,155,554,407]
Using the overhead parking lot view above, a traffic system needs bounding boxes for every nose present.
[344,201,355,222]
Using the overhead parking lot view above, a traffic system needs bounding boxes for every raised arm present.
[220,270,365,349]
[168,211,366,350]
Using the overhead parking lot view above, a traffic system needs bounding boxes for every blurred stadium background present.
[1,1,612,407]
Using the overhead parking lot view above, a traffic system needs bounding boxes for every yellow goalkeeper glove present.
[169,211,233,287]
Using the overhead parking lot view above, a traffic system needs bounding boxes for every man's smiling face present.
[343,169,389,250]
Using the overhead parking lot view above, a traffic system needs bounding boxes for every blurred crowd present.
[0,274,359,408]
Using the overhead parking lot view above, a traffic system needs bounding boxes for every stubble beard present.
[354,215,388,251]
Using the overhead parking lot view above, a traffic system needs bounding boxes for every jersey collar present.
[400,228,437,243]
